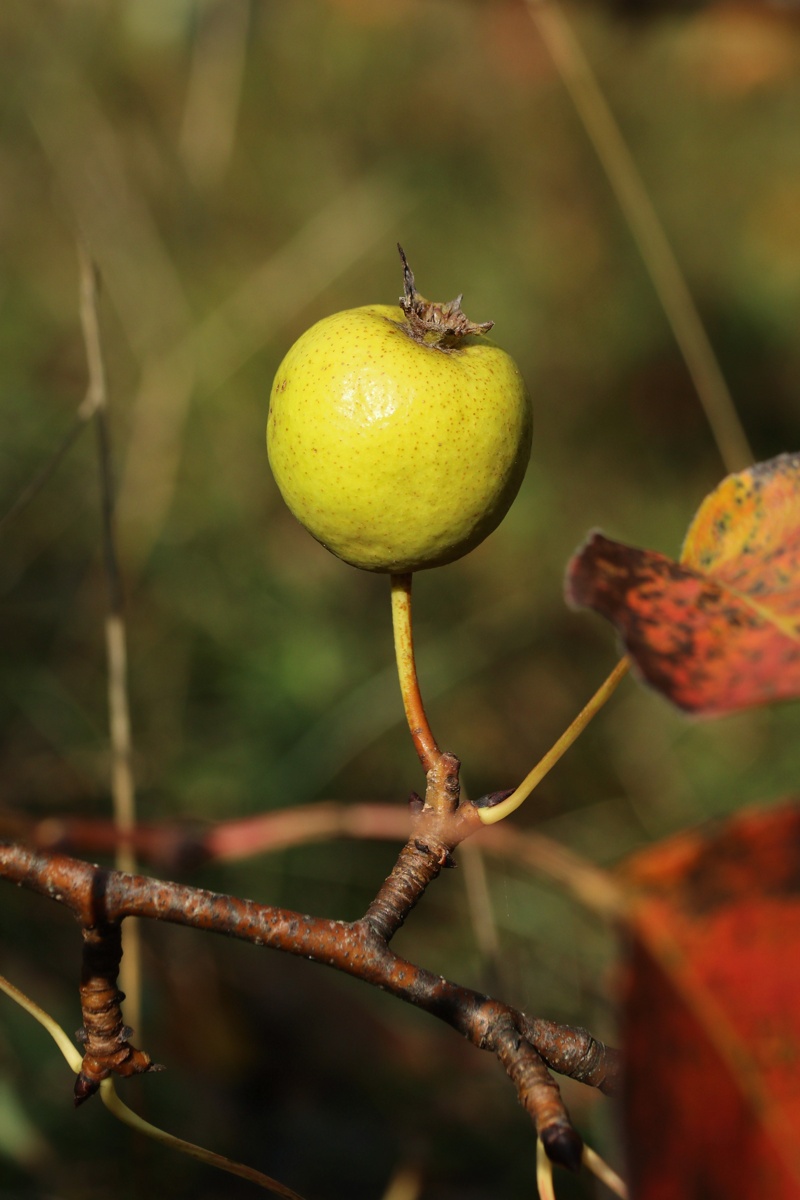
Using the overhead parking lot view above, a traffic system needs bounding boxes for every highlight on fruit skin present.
[267,248,533,573]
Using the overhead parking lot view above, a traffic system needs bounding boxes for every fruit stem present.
[477,657,630,825]
[390,573,442,774]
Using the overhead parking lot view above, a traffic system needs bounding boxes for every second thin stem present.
[390,573,441,775]
[479,657,630,826]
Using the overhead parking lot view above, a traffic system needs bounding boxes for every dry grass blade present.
[179,0,250,190]
[460,837,504,981]
[583,1143,629,1197]
[24,38,191,578]
[100,1081,307,1198]
[77,244,142,1036]
[0,974,305,1198]
[27,50,191,359]
[0,234,109,535]
[525,0,753,474]
[480,822,625,920]
[536,1137,558,1200]
[0,973,83,1073]
[0,414,88,536]
[379,1163,424,1200]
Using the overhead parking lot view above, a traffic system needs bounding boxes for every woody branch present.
[0,758,620,1167]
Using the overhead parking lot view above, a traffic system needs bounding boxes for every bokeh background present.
[1,1,800,1196]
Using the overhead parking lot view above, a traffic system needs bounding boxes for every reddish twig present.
[0,803,412,872]
[0,797,623,920]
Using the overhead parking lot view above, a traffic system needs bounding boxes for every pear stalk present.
[390,573,441,774]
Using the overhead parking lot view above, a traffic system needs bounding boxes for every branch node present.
[75,920,158,1103]
[408,791,424,816]
[423,751,461,817]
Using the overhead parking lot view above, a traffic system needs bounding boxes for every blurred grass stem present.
[178,0,249,190]
[0,973,82,1073]
[390,573,441,775]
[479,657,630,826]
[0,413,88,536]
[460,838,504,981]
[526,0,753,474]
[379,1164,424,1200]
[583,1144,629,1198]
[78,244,142,1038]
[0,974,303,1197]
[536,1138,557,1200]
[99,1079,306,1197]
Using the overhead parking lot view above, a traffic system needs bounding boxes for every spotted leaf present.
[566,453,800,713]
[619,801,800,1199]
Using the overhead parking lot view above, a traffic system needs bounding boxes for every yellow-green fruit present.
[267,303,532,573]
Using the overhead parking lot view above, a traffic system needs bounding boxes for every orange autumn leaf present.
[618,801,800,1200]
[566,453,800,713]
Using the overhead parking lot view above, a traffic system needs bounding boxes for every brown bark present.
[0,831,620,1167]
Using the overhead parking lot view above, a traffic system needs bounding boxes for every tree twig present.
[364,753,462,941]
[0,835,621,1165]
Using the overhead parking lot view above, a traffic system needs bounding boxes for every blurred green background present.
[1,1,799,1196]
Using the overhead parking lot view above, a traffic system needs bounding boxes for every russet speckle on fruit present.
[267,253,532,573]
